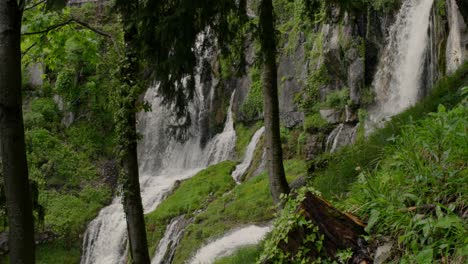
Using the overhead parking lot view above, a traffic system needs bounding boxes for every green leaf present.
[365,209,380,233]
[415,248,433,264]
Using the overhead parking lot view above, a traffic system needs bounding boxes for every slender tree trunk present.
[0,1,36,263]
[118,1,150,263]
[259,0,290,205]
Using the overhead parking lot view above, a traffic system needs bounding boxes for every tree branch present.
[22,42,38,57]
[21,19,73,35]
[71,18,112,38]
[24,0,46,11]
[21,17,122,57]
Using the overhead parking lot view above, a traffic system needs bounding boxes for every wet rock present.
[374,242,393,264]
[320,108,343,124]
[348,58,365,104]
[326,123,358,153]
[303,134,325,161]
[101,159,119,191]
[280,112,304,128]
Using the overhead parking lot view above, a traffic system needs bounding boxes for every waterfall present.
[325,123,358,153]
[231,127,265,183]
[368,0,435,126]
[188,225,272,264]
[81,89,236,264]
[81,31,237,262]
[446,0,465,74]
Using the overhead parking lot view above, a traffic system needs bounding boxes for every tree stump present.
[278,191,371,263]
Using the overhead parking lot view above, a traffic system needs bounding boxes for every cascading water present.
[81,32,237,262]
[81,90,236,264]
[151,216,189,264]
[231,127,265,183]
[368,0,435,126]
[446,0,465,74]
[188,225,272,264]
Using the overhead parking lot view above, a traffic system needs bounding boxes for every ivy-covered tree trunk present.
[117,1,151,263]
[0,1,36,263]
[259,0,290,205]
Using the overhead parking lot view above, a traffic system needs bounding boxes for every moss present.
[297,64,329,113]
[172,159,308,264]
[145,161,237,254]
[321,88,350,109]
[303,113,328,132]
[240,67,263,120]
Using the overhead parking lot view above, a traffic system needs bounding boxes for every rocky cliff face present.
[204,0,467,161]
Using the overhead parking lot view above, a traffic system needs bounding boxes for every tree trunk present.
[259,0,290,205]
[119,1,151,263]
[0,1,36,263]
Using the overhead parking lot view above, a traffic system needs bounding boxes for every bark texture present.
[259,0,290,205]
[279,192,370,263]
[0,0,36,263]
[119,1,151,263]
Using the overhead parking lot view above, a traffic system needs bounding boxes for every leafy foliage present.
[241,67,264,120]
[344,102,468,262]
[259,187,327,263]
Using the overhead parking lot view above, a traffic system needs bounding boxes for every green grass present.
[31,185,111,263]
[145,161,237,254]
[234,121,263,158]
[36,240,81,264]
[172,159,308,264]
[342,101,468,262]
[40,186,111,240]
[312,62,468,199]
[214,245,262,264]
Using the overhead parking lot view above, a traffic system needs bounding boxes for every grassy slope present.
[145,161,237,255]
[215,62,468,264]
[172,159,308,264]
[342,99,467,262]
[312,62,468,199]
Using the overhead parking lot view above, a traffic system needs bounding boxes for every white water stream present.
[231,127,265,182]
[189,225,272,264]
[368,0,435,126]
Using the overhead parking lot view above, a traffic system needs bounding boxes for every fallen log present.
[277,191,371,263]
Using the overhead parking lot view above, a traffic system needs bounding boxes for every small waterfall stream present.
[151,216,189,264]
[368,0,435,126]
[231,127,265,182]
[188,225,272,264]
